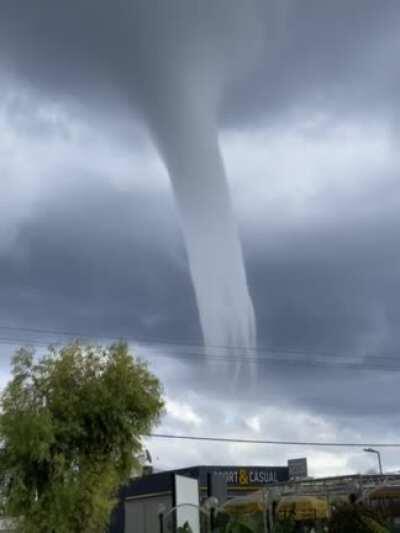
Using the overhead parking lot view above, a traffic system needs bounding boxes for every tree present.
[328,503,390,533]
[271,516,296,533]
[0,341,164,533]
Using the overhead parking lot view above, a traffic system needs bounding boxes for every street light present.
[158,503,209,533]
[203,497,219,532]
[364,448,383,475]
[158,504,167,533]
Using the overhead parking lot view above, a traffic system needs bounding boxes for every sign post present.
[174,475,200,533]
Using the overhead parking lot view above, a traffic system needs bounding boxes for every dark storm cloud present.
[0,1,398,125]
[0,1,266,121]
[225,0,400,125]
[251,210,400,354]
[0,172,200,344]
[1,1,400,465]
[239,165,400,417]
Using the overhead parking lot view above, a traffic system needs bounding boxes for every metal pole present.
[163,503,209,532]
[364,448,383,476]
[159,512,164,533]
[262,491,268,533]
[210,508,215,532]
[377,451,383,475]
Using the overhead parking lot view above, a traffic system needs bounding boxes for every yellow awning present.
[223,491,266,515]
[368,485,400,500]
[277,495,329,521]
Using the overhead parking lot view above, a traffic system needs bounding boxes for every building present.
[109,464,290,532]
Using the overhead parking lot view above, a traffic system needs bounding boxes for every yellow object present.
[277,495,329,521]
[367,485,400,500]
[223,491,266,515]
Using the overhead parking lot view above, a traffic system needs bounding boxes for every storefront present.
[109,464,290,532]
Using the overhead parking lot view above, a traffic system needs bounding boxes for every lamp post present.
[364,448,383,475]
[203,497,219,531]
[159,503,208,533]
[158,504,167,533]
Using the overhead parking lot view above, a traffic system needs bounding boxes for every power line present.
[0,322,399,372]
[149,433,400,448]
[1,322,396,360]
[0,325,391,360]
[0,337,384,369]
[1,335,400,372]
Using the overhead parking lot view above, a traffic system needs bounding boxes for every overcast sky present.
[1,1,400,477]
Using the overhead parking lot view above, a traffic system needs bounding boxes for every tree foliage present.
[328,503,391,533]
[212,515,261,533]
[0,342,164,532]
[271,516,296,533]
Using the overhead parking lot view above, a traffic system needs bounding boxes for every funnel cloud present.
[0,0,272,355]
[2,0,400,476]
[150,93,257,352]
[135,1,270,353]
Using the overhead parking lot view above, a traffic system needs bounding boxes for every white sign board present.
[174,475,200,533]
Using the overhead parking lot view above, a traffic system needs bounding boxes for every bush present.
[328,503,391,533]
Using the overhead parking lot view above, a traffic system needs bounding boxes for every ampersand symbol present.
[239,469,249,485]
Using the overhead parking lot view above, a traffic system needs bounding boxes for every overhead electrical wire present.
[1,322,397,359]
[2,328,400,448]
[149,433,400,448]
[1,339,400,372]
[1,324,400,372]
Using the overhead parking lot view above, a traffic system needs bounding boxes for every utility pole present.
[364,448,383,475]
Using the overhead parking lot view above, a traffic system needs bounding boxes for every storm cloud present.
[1,1,400,474]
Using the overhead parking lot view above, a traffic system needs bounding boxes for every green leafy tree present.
[328,503,391,533]
[212,512,266,533]
[0,342,164,533]
[224,521,254,533]
[213,518,255,533]
[271,516,296,533]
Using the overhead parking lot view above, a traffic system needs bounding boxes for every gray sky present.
[1,1,400,476]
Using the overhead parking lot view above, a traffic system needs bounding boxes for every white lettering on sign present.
[212,469,278,486]
[250,471,277,483]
